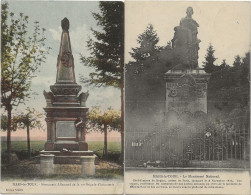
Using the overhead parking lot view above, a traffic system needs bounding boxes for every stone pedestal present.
[164,69,210,115]
[79,141,88,151]
[80,156,95,176]
[40,154,55,175]
[40,150,94,164]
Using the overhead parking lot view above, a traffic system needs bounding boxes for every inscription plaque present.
[56,121,76,138]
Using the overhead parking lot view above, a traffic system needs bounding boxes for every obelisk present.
[41,18,92,162]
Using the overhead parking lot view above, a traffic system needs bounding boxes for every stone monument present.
[165,7,210,115]
[40,18,93,163]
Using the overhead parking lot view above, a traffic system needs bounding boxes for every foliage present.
[80,1,124,163]
[88,106,121,159]
[88,106,121,131]
[13,108,43,158]
[126,24,174,78]
[1,115,8,131]
[1,2,50,158]
[130,24,161,63]
[203,44,217,73]
[208,51,250,123]
[14,108,43,130]
[1,3,51,109]
[80,1,124,88]
[219,59,229,69]
[1,109,42,133]
[1,114,18,131]
[240,52,250,87]
[126,26,173,130]
[233,55,242,67]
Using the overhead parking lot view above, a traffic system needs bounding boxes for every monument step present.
[37,151,97,164]
[40,150,94,156]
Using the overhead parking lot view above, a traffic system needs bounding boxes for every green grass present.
[1,140,45,152]
[1,141,121,158]
[87,141,121,158]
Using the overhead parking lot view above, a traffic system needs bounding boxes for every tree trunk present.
[120,84,124,165]
[104,124,108,160]
[7,106,12,164]
[27,125,31,159]
[120,48,124,165]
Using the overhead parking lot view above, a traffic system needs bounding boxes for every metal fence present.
[125,127,250,168]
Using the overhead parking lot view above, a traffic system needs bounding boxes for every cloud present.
[70,24,92,55]
[49,24,92,55]
[49,26,61,42]
[32,75,55,87]
[87,86,121,110]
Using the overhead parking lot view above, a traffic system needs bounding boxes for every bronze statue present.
[180,7,199,46]
[172,7,200,70]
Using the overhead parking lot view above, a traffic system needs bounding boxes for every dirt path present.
[2,158,122,178]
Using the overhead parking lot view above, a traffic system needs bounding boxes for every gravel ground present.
[1,158,122,179]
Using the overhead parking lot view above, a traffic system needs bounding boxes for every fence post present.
[235,130,237,159]
[226,129,228,160]
[222,129,224,161]
[40,154,54,175]
[80,156,95,176]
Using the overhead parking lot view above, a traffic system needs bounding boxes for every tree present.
[241,52,250,87]
[80,2,124,163]
[220,59,229,69]
[233,55,242,67]
[207,51,250,120]
[1,3,50,162]
[130,24,160,63]
[1,114,18,132]
[15,108,43,159]
[88,106,121,159]
[203,44,217,73]
[242,52,250,68]
[126,26,170,131]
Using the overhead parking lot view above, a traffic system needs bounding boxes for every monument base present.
[40,150,94,164]
[44,141,89,151]
[164,69,210,114]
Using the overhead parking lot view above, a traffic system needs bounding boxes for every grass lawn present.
[1,140,46,152]
[1,141,121,158]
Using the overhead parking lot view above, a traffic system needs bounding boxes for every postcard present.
[124,1,250,195]
[1,1,124,194]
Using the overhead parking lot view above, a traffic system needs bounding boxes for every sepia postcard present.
[124,1,250,195]
[1,0,251,195]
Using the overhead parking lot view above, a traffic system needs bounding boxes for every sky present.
[6,1,121,111]
[125,1,251,66]
[2,1,121,140]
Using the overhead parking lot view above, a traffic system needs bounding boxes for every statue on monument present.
[171,7,201,70]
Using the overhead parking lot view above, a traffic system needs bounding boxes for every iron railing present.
[125,127,250,168]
